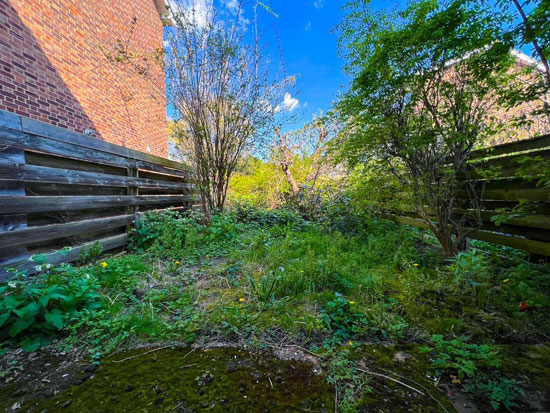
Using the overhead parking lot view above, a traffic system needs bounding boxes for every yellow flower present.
[175,261,181,265]
[348,340,353,347]
[239,298,245,302]
[300,270,304,273]
[503,278,510,283]
[450,374,461,384]
[349,301,356,305]
[100,262,108,268]
[413,263,419,267]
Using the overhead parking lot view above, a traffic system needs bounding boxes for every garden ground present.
[1,205,549,412]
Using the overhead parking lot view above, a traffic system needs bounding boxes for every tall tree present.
[335,0,515,255]
[166,0,291,218]
[272,113,339,197]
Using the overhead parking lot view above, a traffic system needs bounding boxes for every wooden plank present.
[470,134,550,160]
[453,209,550,231]
[0,195,193,213]
[383,214,550,255]
[0,234,128,280]
[0,110,22,130]
[471,149,550,176]
[26,151,127,176]
[0,214,133,249]
[0,127,133,169]
[20,116,192,172]
[0,160,192,190]
[471,230,550,256]
[0,127,191,179]
[457,188,550,202]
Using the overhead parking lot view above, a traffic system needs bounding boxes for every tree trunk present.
[281,164,300,195]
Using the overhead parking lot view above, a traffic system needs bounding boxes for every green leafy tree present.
[335,0,515,255]
[492,0,550,123]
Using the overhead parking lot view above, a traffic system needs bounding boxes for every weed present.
[321,294,368,346]
[0,267,100,352]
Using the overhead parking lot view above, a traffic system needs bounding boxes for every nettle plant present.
[0,266,100,352]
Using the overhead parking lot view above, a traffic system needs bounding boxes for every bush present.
[129,209,242,260]
[233,202,307,229]
[0,267,100,352]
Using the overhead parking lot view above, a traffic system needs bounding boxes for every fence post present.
[127,164,138,236]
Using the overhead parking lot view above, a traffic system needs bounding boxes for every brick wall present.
[0,0,168,157]
[487,58,550,146]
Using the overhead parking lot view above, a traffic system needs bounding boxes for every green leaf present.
[14,301,42,320]
[45,309,64,330]
[21,335,42,352]
[60,294,77,311]
[39,286,69,307]
[3,295,24,310]
[0,311,10,328]
[9,317,34,337]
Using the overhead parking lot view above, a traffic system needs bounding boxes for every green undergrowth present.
[1,205,549,411]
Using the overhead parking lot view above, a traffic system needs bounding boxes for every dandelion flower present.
[348,340,353,347]
[175,261,181,265]
[413,263,419,267]
[100,261,108,268]
[239,298,245,303]
[349,301,356,305]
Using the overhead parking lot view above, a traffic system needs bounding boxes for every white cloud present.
[225,0,240,14]
[304,21,312,31]
[169,0,213,29]
[313,0,324,9]
[276,93,299,113]
[224,0,250,29]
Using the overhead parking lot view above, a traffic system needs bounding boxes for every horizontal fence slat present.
[470,134,550,160]
[20,117,192,172]
[457,188,550,202]
[0,127,190,179]
[458,209,550,231]
[382,214,550,256]
[0,195,194,214]
[466,149,550,179]
[0,214,133,249]
[0,234,128,280]
[0,160,192,190]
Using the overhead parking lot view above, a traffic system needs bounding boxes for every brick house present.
[0,0,171,157]
[489,50,550,145]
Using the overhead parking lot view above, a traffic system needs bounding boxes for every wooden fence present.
[0,110,194,279]
[384,133,550,256]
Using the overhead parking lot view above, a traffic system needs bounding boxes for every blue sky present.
[166,0,533,127]
[165,0,399,126]
[257,0,400,127]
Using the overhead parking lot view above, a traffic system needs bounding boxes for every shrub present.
[0,268,100,352]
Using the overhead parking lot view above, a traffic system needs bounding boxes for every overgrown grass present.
[1,205,549,411]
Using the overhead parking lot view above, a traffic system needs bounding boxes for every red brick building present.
[0,0,170,157]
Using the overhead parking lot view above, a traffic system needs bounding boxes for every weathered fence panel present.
[0,110,194,279]
[384,133,550,256]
